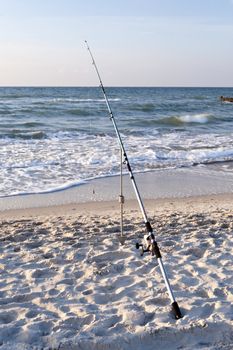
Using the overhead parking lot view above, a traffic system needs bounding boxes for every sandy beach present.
[1,170,233,349]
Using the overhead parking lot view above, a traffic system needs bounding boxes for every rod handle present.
[172,301,182,319]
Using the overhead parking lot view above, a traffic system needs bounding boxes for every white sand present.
[0,196,233,349]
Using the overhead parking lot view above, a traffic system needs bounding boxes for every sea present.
[0,86,233,198]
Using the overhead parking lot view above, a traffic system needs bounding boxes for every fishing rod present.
[85,40,182,319]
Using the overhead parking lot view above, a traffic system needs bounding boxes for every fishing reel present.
[136,233,157,257]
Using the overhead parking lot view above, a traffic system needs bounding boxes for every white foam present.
[1,131,233,197]
[177,113,211,124]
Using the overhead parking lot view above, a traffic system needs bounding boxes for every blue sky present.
[0,0,233,86]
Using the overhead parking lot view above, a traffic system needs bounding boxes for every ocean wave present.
[0,94,31,99]
[192,96,207,100]
[191,148,233,164]
[22,122,46,128]
[159,113,213,125]
[68,109,94,116]
[8,130,47,140]
[128,103,155,112]
[127,113,213,129]
[177,114,212,123]
[51,98,121,103]
[1,86,233,197]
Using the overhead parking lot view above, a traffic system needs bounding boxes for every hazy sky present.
[0,0,233,86]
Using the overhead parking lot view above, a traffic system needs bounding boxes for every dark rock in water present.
[220,96,233,103]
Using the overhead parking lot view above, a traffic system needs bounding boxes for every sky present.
[0,0,233,87]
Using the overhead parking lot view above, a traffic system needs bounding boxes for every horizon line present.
[0,85,233,89]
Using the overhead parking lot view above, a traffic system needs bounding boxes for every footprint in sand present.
[73,271,84,279]
[10,292,40,304]
[145,296,168,307]
[196,289,209,299]
[199,303,215,318]
[11,231,33,242]
[25,240,43,249]
[82,289,93,296]
[47,288,60,296]
[92,315,122,336]
[92,251,131,263]
[120,305,153,327]
[177,275,200,287]
[42,251,54,259]
[162,239,177,247]
[25,309,39,319]
[213,287,227,298]
[0,311,17,324]
[105,226,120,233]
[54,314,94,332]
[184,247,206,259]
[25,320,53,336]
[26,268,55,280]
[56,278,74,286]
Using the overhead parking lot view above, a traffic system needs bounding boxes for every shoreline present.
[1,166,233,213]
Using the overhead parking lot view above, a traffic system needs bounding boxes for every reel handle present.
[136,242,151,256]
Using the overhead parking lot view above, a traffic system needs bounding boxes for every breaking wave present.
[159,113,213,126]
